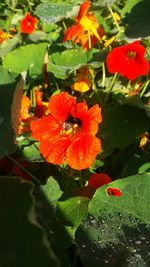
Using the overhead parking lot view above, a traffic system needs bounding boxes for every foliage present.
[0,0,150,266]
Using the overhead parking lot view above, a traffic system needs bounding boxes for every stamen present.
[61,115,81,135]
[127,51,136,59]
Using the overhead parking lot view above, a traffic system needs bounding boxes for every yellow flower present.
[103,35,116,47]
[64,0,104,50]
[113,12,121,22]
[139,132,150,150]
[71,68,92,92]
[0,29,12,43]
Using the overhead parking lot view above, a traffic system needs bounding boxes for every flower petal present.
[20,12,37,34]
[86,104,102,135]
[106,41,149,80]
[30,115,61,141]
[40,135,71,165]
[107,187,122,197]
[71,78,91,92]
[88,173,111,190]
[49,92,76,121]
[76,0,90,21]
[80,15,100,41]
[71,103,102,135]
[64,24,83,42]
[66,135,102,170]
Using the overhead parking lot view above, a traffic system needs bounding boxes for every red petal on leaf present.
[107,187,122,197]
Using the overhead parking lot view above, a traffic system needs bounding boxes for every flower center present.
[27,21,31,26]
[62,115,81,135]
[127,51,136,59]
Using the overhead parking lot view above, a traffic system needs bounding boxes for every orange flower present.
[88,173,111,190]
[0,29,12,43]
[34,89,49,118]
[20,95,31,121]
[64,0,104,50]
[18,95,32,135]
[71,68,92,92]
[20,12,37,34]
[31,92,102,170]
[139,132,150,150]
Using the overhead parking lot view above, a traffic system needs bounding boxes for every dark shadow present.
[75,214,150,267]
[122,0,150,38]
[33,185,75,267]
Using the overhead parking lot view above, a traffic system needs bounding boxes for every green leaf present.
[34,177,73,267]
[0,67,23,157]
[35,3,75,24]
[3,42,48,78]
[0,36,20,58]
[0,177,59,267]
[94,0,116,7]
[121,153,150,177]
[40,176,63,205]
[16,136,43,162]
[122,0,150,38]
[48,48,106,79]
[100,105,150,148]
[121,0,142,17]
[76,174,150,267]
[0,65,17,84]
[57,196,89,227]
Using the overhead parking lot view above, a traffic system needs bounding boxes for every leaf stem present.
[7,155,40,184]
[88,30,91,49]
[102,63,106,88]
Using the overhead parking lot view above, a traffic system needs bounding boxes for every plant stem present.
[107,5,121,32]
[102,63,106,88]
[88,30,91,49]
[140,80,150,97]
[104,72,118,105]
[127,80,131,90]
[62,21,67,30]
[7,155,40,184]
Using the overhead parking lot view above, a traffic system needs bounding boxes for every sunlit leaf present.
[48,48,107,79]
[3,43,48,78]
[35,3,75,24]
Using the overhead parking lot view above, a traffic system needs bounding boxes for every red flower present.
[31,92,102,170]
[88,173,111,190]
[64,0,104,50]
[20,12,37,34]
[107,187,122,197]
[106,41,149,80]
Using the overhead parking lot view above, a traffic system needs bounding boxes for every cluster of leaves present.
[0,0,150,266]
